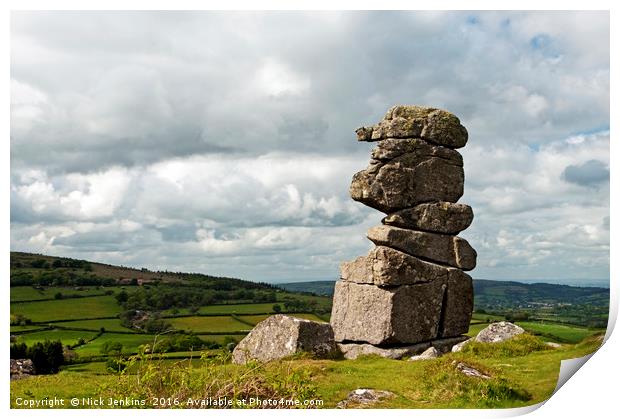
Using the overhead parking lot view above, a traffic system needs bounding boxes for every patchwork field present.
[11,295,120,322]
[54,319,133,333]
[74,333,159,356]
[515,321,604,344]
[167,316,251,333]
[14,329,98,347]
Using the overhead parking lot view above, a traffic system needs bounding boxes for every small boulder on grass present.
[475,321,524,343]
[451,338,472,352]
[232,314,339,364]
[337,389,396,408]
[409,346,440,361]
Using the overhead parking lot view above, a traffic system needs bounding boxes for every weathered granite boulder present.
[451,338,472,353]
[382,202,474,234]
[355,105,468,149]
[330,280,445,345]
[439,270,474,338]
[340,246,451,286]
[337,388,396,408]
[475,321,525,343]
[232,315,338,364]
[409,346,440,361]
[453,361,490,379]
[367,225,477,270]
[350,139,464,213]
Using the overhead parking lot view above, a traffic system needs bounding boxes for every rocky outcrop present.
[10,359,35,380]
[232,315,339,364]
[337,388,396,408]
[331,105,476,358]
[475,322,525,343]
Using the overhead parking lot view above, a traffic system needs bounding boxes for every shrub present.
[100,341,123,356]
[12,340,65,374]
[106,357,129,373]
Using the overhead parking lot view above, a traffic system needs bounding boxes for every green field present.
[516,321,604,343]
[74,333,159,356]
[10,325,49,333]
[167,316,250,333]
[54,319,133,333]
[14,329,98,347]
[466,322,490,337]
[11,295,121,322]
[197,303,280,315]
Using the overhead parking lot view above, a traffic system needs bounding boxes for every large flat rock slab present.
[350,138,464,213]
[330,280,445,345]
[232,315,338,364]
[337,335,469,360]
[337,342,430,360]
[367,225,477,270]
[340,246,451,286]
[355,105,468,149]
[382,202,473,234]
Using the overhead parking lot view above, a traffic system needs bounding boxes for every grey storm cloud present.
[10,11,610,283]
[562,159,609,188]
[11,11,609,173]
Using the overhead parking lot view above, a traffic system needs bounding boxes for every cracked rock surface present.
[331,105,476,353]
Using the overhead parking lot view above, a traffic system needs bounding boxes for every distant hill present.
[275,281,336,296]
[9,251,278,292]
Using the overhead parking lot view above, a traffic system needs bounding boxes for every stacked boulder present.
[331,105,476,359]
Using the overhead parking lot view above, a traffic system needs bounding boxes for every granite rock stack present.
[331,105,476,358]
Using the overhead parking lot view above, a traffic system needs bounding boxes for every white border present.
[2,2,616,419]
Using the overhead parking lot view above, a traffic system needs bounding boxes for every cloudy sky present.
[10,11,609,285]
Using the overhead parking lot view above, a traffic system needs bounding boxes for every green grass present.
[10,325,49,333]
[167,316,250,333]
[74,333,159,356]
[10,296,121,322]
[515,321,605,343]
[466,322,490,337]
[54,319,133,333]
[10,334,603,409]
[13,329,98,347]
[236,313,325,326]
